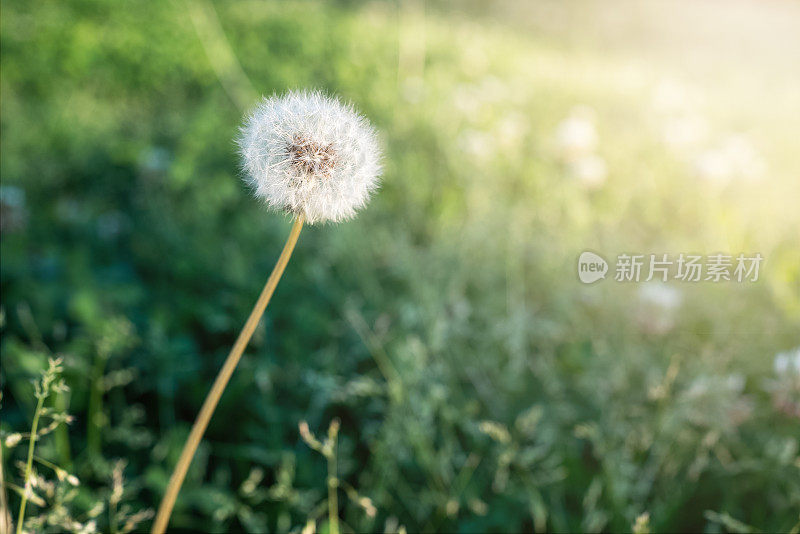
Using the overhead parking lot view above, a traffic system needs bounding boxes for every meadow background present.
[1,0,799,532]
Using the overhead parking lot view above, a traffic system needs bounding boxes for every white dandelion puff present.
[774,347,800,377]
[637,283,683,335]
[555,106,598,159]
[568,154,607,189]
[238,90,382,224]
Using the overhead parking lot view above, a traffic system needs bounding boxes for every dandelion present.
[651,79,697,115]
[661,114,709,151]
[238,90,381,224]
[693,134,766,186]
[153,90,383,534]
[637,283,683,335]
[555,106,598,159]
[458,129,494,162]
[774,347,800,377]
[568,154,607,189]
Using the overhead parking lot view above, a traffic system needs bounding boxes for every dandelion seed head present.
[238,90,382,224]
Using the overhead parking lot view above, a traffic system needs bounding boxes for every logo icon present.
[578,251,608,284]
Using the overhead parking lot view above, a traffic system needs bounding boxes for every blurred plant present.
[0,312,153,534]
[0,186,27,234]
[9,357,70,534]
[87,317,137,458]
[108,461,154,534]
[298,419,383,534]
[632,512,650,534]
[1,1,799,532]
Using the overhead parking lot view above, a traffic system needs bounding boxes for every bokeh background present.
[1,0,799,532]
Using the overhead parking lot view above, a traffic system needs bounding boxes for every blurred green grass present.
[1,0,799,532]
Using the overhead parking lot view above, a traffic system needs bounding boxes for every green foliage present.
[1,0,799,533]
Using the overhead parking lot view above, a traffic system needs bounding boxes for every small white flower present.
[774,347,800,377]
[693,134,766,186]
[555,106,597,158]
[238,90,382,224]
[568,154,607,189]
[638,283,682,311]
[637,283,682,335]
[458,129,494,161]
[651,79,697,114]
[662,114,709,151]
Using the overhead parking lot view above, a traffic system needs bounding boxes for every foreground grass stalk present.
[327,428,339,534]
[86,349,106,457]
[16,394,44,534]
[0,442,11,534]
[152,215,305,534]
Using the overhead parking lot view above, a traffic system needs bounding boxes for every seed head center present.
[287,135,337,177]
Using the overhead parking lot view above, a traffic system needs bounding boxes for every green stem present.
[54,394,72,469]
[327,444,339,534]
[16,394,44,534]
[110,499,118,534]
[87,351,106,457]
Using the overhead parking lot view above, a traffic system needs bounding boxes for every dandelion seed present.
[239,90,382,224]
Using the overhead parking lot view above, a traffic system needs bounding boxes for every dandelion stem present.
[152,215,305,534]
[16,394,44,534]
